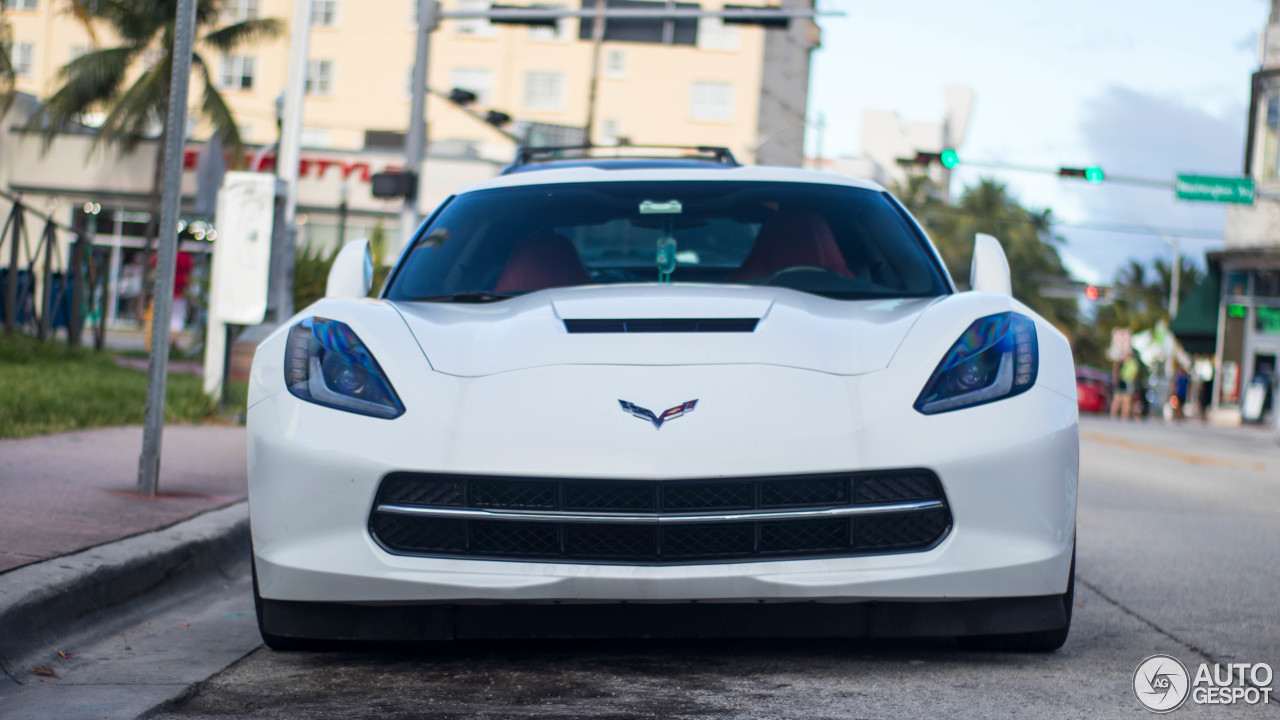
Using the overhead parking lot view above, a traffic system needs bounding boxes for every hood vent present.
[564,318,760,334]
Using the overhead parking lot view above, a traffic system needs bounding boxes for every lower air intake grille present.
[369,470,951,565]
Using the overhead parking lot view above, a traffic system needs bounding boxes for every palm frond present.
[87,0,165,45]
[202,17,283,53]
[25,46,137,151]
[62,0,100,44]
[192,52,243,162]
[94,62,166,153]
[0,20,14,119]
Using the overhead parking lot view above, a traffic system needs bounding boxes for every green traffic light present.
[940,149,959,169]
[1085,166,1104,183]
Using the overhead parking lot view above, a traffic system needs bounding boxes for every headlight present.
[913,312,1037,415]
[284,317,405,419]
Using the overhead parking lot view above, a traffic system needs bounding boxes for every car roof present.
[454,164,889,195]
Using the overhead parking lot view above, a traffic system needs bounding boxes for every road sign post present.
[1174,175,1256,204]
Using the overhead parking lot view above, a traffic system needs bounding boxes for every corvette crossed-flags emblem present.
[618,399,698,429]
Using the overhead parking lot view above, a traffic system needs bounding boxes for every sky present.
[807,0,1268,284]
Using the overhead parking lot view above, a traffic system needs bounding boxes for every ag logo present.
[1134,654,1190,713]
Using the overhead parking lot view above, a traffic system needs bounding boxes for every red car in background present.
[1076,367,1112,414]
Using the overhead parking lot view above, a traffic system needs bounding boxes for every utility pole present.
[274,0,312,323]
[1159,232,1181,421]
[137,0,198,496]
[583,0,607,145]
[401,0,437,253]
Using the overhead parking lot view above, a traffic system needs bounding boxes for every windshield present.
[385,181,950,302]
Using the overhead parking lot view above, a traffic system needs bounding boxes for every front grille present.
[369,470,951,564]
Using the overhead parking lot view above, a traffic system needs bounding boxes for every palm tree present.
[27,0,281,299]
[0,10,15,118]
[890,176,1079,336]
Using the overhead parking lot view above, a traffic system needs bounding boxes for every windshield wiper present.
[409,292,515,303]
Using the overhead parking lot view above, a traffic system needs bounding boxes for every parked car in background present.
[1075,367,1111,414]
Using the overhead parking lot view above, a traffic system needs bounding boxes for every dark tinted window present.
[386,181,950,302]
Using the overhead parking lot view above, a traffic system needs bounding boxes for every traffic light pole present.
[401,0,437,253]
[137,0,198,496]
[583,0,607,145]
[390,3,838,253]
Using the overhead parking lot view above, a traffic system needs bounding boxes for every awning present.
[1170,264,1221,355]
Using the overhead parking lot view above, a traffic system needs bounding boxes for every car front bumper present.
[249,362,1078,607]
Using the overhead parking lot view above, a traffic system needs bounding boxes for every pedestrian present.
[1173,365,1190,421]
[1112,351,1141,421]
[1198,368,1215,424]
[144,250,193,349]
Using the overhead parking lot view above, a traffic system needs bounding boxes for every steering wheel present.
[759,265,843,284]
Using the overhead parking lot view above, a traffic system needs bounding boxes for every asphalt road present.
[18,417,1280,719]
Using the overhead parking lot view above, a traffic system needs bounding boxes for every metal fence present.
[0,189,110,350]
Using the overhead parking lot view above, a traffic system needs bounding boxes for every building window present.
[528,4,569,41]
[218,54,257,91]
[454,0,495,37]
[1264,90,1280,180]
[450,67,493,106]
[1225,270,1250,298]
[10,42,34,77]
[223,0,260,22]
[300,127,332,148]
[306,59,335,95]
[311,0,339,27]
[1255,270,1280,299]
[689,81,733,123]
[364,130,406,151]
[523,71,565,111]
[604,49,625,78]
[697,16,739,51]
[2,0,38,10]
[68,45,91,62]
[578,0,696,46]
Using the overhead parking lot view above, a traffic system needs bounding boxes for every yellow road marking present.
[1083,432,1267,472]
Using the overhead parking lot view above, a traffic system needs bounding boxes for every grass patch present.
[0,332,246,440]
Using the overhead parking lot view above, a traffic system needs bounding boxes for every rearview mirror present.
[325,238,373,299]
[969,233,1012,295]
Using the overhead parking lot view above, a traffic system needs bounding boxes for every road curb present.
[0,501,249,669]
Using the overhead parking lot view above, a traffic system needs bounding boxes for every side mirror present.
[325,238,373,298]
[969,233,1012,295]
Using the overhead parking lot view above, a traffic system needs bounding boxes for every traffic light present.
[1059,166,1104,183]
[908,149,959,168]
[448,88,478,106]
[721,4,790,28]
[1085,285,1099,301]
[487,4,559,26]
[484,110,512,128]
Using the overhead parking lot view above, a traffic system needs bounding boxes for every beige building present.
[4,0,821,166]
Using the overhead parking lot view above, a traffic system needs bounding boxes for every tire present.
[958,544,1075,653]
[252,555,320,651]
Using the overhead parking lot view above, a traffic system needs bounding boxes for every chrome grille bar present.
[374,500,945,525]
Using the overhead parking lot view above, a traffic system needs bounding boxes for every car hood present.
[390,284,941,377]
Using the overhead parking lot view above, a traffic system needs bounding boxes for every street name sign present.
[1174,175,1255,204]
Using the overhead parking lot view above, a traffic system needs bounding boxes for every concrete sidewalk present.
[0,425,247,574]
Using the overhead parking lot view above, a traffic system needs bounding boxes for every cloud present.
[1058,87,1245,282]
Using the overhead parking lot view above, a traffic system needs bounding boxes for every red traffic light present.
[1085,285,1099,301]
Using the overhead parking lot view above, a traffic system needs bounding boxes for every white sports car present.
[248,148,1078,651]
